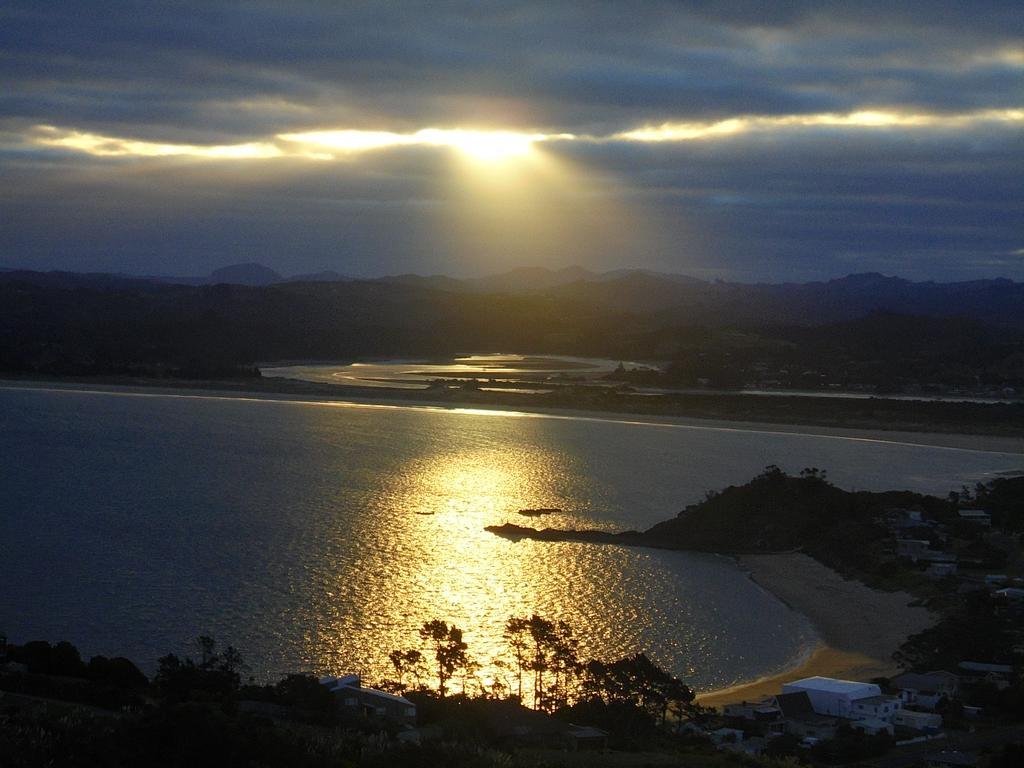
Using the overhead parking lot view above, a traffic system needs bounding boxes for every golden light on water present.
[280,406,820,700]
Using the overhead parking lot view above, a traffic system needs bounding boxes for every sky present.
[1,1,1022,282]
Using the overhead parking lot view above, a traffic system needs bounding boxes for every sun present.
[417,129,540,161]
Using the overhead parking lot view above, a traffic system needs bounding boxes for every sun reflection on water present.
[254,409,820,696]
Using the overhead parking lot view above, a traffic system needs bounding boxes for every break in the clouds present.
[1,1,1022,281]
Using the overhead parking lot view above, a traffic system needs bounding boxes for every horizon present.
[3,260,1023,287]
[1,2,1022,282]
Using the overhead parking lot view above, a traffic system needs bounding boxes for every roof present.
[566,724,607,739]
[959,661,1012,674]
[892,672,956,692]
[774,691,813,718]
[995,588,1024,599]
[784,677,881,697]
[344,686,414,706]
[852,695,900,706]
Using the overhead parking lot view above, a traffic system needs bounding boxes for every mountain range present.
[2,263,1022,328]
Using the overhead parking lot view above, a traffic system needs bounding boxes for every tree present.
[504,617,530,702]
[388,649,424,692]
[504,614,582,711]
[154,636,245,704]
[418,620,468,698]
[585,653,693,725]
[197,635,217,668]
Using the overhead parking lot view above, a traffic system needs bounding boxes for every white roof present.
[351,686,414,706]
[784,677,881,697]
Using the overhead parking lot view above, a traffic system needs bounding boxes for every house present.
[708,727,745,746]
[994,587,1024,602]
[319,674,416,725]
[957,509,990,527]
[893,709,942,731]
[772,690,839,740]
[849,694,902,723]
[897,539,933,561]
[927,562,958,579]
[891,671,960,710]
[920,550,957,564]
[957,662,1014,689]
[886,509,932,531]
[782,677,887,718]
[565,724,608,751]
[721,698,786,736]
[850,717,894,736]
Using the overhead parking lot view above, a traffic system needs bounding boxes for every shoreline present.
[3,377,1023,456]
[697,553,935,707]
[0,378,992,706]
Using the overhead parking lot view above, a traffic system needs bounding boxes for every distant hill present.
[208,263,283,286]
[3,265,1021,328]
[286,270,348,283]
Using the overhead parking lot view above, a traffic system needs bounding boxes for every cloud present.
[0,1,1021,280]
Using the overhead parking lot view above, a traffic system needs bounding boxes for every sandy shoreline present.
[4,378,1024,455]
[698,553,935,707]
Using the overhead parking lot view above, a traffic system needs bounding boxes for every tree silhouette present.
[418,620,468,698]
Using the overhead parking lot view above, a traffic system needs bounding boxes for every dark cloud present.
[0,1,1021,279]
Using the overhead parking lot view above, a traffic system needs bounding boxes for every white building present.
[782,677,901,721]
[849,694,902,723]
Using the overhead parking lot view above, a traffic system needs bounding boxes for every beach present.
[698,553,935,707]
[5,378,1024,455]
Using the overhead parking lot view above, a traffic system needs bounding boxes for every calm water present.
[2,385,1022,693]
[261,353,649,391]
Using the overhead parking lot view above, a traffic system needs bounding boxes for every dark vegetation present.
[0,620,726,768]
[491,467,1020,582]
[4,271,1024,435]
[2,270,1023,400]
[643,466,947,575]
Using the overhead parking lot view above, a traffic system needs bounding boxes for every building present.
[320,674,416,725]
[891,671,960,710]
[926,750,978,767]
[850,717,894,736]
[956,510,991,527]
[772,690,838,740]
[927,562,958,579]
[897,539,933,561]
[894,709,943,731]
[782,677,892,719]
[849,694,902,724]
[957,662,1013,689]
[994,587,1024,602]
